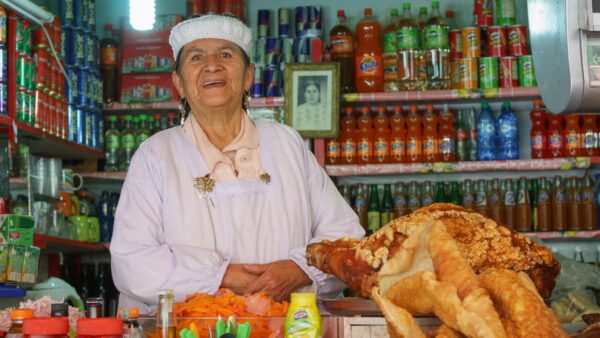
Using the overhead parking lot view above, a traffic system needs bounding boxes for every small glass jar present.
[76,318,122,338]
[22,317,69,338]
[7,308,35,337]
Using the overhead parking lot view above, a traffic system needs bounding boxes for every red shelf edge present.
[15,121,104,158]
[103,101,179,111]
[33,234,108,251]
[0,114,12,127]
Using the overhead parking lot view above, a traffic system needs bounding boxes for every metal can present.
[23,21,32,55]
[204,0,219,14]
[76,107,85,144]
[73,0,87,28]
[507,25,528,56]
[186,0,203,16]
[479,57,498,89]
[253,38,266,65]
[33,87,43,129]
[457,58,478,89]
[32,27,47,46]
[518,55,537,87]
[34,47,48,88]
[0,83,7,115]
[60,27,70,62]
[294,37,311,63]
[250,65,264,98]
[281,38,294,64]
[257,10,269,38]
[90,111,98,148]
[307,6,321,36]
[461,27,481,58]
[15,18,24,53]
[77,68,87,106]
[496,0,516,26]
[84,32,94,69]
[221,0,236,16]
[265,67,280,97]
[27,89,34,125]
[59,0,75,26]
[67,104,77,142]
[87,0,96,31]
[86,70,94,108]
[46,93,55,135]
[85,109,93,147]
[28,56,35,91]
[16,88,27,122]
[499,56,518,87]
[487,26,507,57]
[72,28,85,67]
[449,29,462,60]
[295,6,309,38]
[450,60,460,89]
[278,8,290,37]
[0,46,6,82]
[0,6,6,44]
[265,37,281,66]
[474,0,493,27]
[16,54,27,88]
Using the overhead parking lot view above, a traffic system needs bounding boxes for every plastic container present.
[7,308,34,338]
[22,317,69,338]
[476,102,497,161]
[355,8,383,93]
[76,318,123,338]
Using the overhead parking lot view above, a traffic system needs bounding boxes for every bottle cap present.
[77,318,123,335]
[11,308,34,320]
[392,105,403,113]
[403,3,411,10]
[409,104,418,111]
[124,115,132,121]
[391,8,398,15]
[419,7,427,13]
[108,115,117,121]
[481,101,491,109]
[364,8,372,15]
[432,1,440,8]
[360,106,370,114]
[376,106,386,114]
[445,10,454,18]
[290,293,317,306]
[337,10,345,17]
[344,107,354,114]
[23,318,69,334]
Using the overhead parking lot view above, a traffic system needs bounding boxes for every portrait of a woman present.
[293,78,330,130]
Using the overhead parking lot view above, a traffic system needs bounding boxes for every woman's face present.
[304,84,320,105]
[172,38,253,113]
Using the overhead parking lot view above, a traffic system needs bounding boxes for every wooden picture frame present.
[283,63,340,138]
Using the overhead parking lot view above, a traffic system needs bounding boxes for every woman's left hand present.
[242,260,312,301]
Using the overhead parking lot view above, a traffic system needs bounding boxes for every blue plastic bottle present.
[476,102,497,161]
[497,102,519,160]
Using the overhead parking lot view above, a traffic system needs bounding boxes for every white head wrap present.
[169,15,252,61]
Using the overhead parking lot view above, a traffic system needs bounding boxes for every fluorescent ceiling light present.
[130,0,155,31]
[0,0,53,25]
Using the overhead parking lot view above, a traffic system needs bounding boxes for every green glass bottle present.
[529,178,539,231]
[449,181,460,205]
[381,184,394,225]
[435,181,446,203]
[367,185,381,234]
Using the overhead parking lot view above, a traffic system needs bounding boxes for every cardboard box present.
[0,215,34,246]
[7,245,25,282]
[22,246,40,284]
[0,245,9,282]
[120,73,180,104]
[122,43,174,74]
[122,28,171,46]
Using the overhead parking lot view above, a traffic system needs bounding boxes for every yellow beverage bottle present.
[284,293,321,338]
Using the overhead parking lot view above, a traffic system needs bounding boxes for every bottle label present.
[422,138,438,155]
[356,55,382,77]
[489,192,500,203]
[421,196,433,206]
[367,212,381,232]
[475,192,487,205]
[327,140,341,159]
[390,138,405,158]
[548,134,563,150]
[102,47,119,65]
[331,35,353,54]
[357,140,372,159]
[583,131,598,148]
[424,25,449,49]
[406,139,421,156]
[374,139,389,158]
[121,134,135,150]
[504,191,515,206]
[531,134,544,150]
[355,197,366,209]
[342,140,356,158]
[396,26,420,49]
[582,191,591,202]
[457,129,467,141]
[573,192,581,203]
[408,196,419,209]
[565,132,580,150]
[106,134,119,150]
[136,132,149,146]
[516,190,526,204]
[383,31,397,53]
[394,195,406,208]
[381,211,392,226]
[538,191,549,203]
[462,194,474,205]
[383,52,399,81]
[440,137,455,154]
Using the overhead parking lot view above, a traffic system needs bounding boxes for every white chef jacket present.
[110,120,364,313]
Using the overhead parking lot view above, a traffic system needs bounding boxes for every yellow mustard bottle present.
[284,293,322,338]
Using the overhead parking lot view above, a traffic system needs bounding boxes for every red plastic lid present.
[22,317,69,334]
[364,8,372,15]
[360,106,370,113]
[77,318,123,335]
[337,10,345,17]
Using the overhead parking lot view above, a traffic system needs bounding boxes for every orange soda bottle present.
[422,104,439,163]
[406,105,422,163]
[373,106,390,163]
[530,99,547,159]
[581,115,598,157]
[355,8,383,93]
[546,114,564,158]
[326,138,341,164]
[356,106,374,164]
[340,107,357,164]
[439,107,456,162]
[390,106,406,163]
[564,114,582,157]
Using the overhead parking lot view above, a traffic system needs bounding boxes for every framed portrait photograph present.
[283,63,340,138]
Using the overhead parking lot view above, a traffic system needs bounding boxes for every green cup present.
[87,217,100,243]
[68,216,89,242]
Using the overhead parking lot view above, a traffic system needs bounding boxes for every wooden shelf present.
[325,158,592,176]
[341,87,540,103]
[523,230,600,240]
[33,234,109,254]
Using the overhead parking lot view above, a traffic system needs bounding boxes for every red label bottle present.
[355,8,383,93]
[546,114,564,158]
[373,106,390,163]
[439,109,456,162]
[356,106,374,164]
[406,105,422,163]
[529,99,547,159]
[422,104,439,163]
[389,106,406,163]
[581,115,598,157]
[340,107,357,164]
[564,114,582,157]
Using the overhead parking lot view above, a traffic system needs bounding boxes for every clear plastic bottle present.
[119,115,135,171]
[476,102,497,161]
[135,114,150,148]
[396,3,421,91]
[496,101,519,160]
[330,10,355,93]
[355,8,383,93]
[121,307,144,338]
[423,0,450,89]
[383,9,400,92]
[104,115,120,172]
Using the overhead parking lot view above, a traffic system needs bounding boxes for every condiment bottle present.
[356,106,374,164]
[515,177,532,232]
[407,181,421,212]
[367,184,381,234]
[86,297,104,318]
[340,107,357,164]
[393,182,408,218]
[406,105,422,163]
[488,179,503,223]
[77,318,123,338]
[567,177,581,231]
[537,177,552,232]
[22,317,69,338]
[502,179,516,230]
[474,180,489,217]
[422,104,439,163]
[156,290,175,338]
[7,309,34,338]
[551,176,567,231]
[285,293,321,338]
[373,107,390,163]
[461,179,475,210]
[389,106,406,163]
[580,177,597,231]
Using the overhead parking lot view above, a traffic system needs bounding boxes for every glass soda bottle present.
[502,179,516,229]
[530,178,539,231]
[530,99,547,159]
[330,10,355,93]
[580,177,597,231]
[406,105,422,163]
[421,181,434,207]
[462,179,475,210]
[367,184,381,234]
[564,115,582,157]
[449,181,460,205]
[383,9,400,92]
[135,114,150,149]
[373,107,390,163]
[340,107,357,164]
[357,106,374,164]
[394,182,408,218]
[435,181,446,203]
[390,106,406,163]
[476,102,497,161]
[546,114,564,158]
[354,184,368,231]
[439,106,456,162]
[515,177,532,232]
[396,3,421,91]
[474,180,489,217]
[355,8,383,93]
[104,115,120,172]
[422,104,439,163]
[582,115,598,157]
[552,176,567,231]
[537,177,552,232]
[408,181,421,212]
[567,177,582,231]
[423,0,450,89]
[488,178,503,222]
[119,115,135,171]
[497,102,519,160]
[381,184,394,225]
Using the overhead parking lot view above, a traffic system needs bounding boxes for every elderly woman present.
[110,14,364,312]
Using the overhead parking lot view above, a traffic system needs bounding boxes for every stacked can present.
[59,0,103,148]
[0,7,7,116]
[251,7,321,98]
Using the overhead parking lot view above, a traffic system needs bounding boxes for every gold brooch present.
[258,170,271,185]
[194,174,215,198]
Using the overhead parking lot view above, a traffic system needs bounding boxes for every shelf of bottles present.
[523,230,600,240]
[33,234,109,254]
[326,157,593,177]
[341,87,541,104]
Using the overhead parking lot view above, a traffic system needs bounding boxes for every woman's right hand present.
[220,264,260,294]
